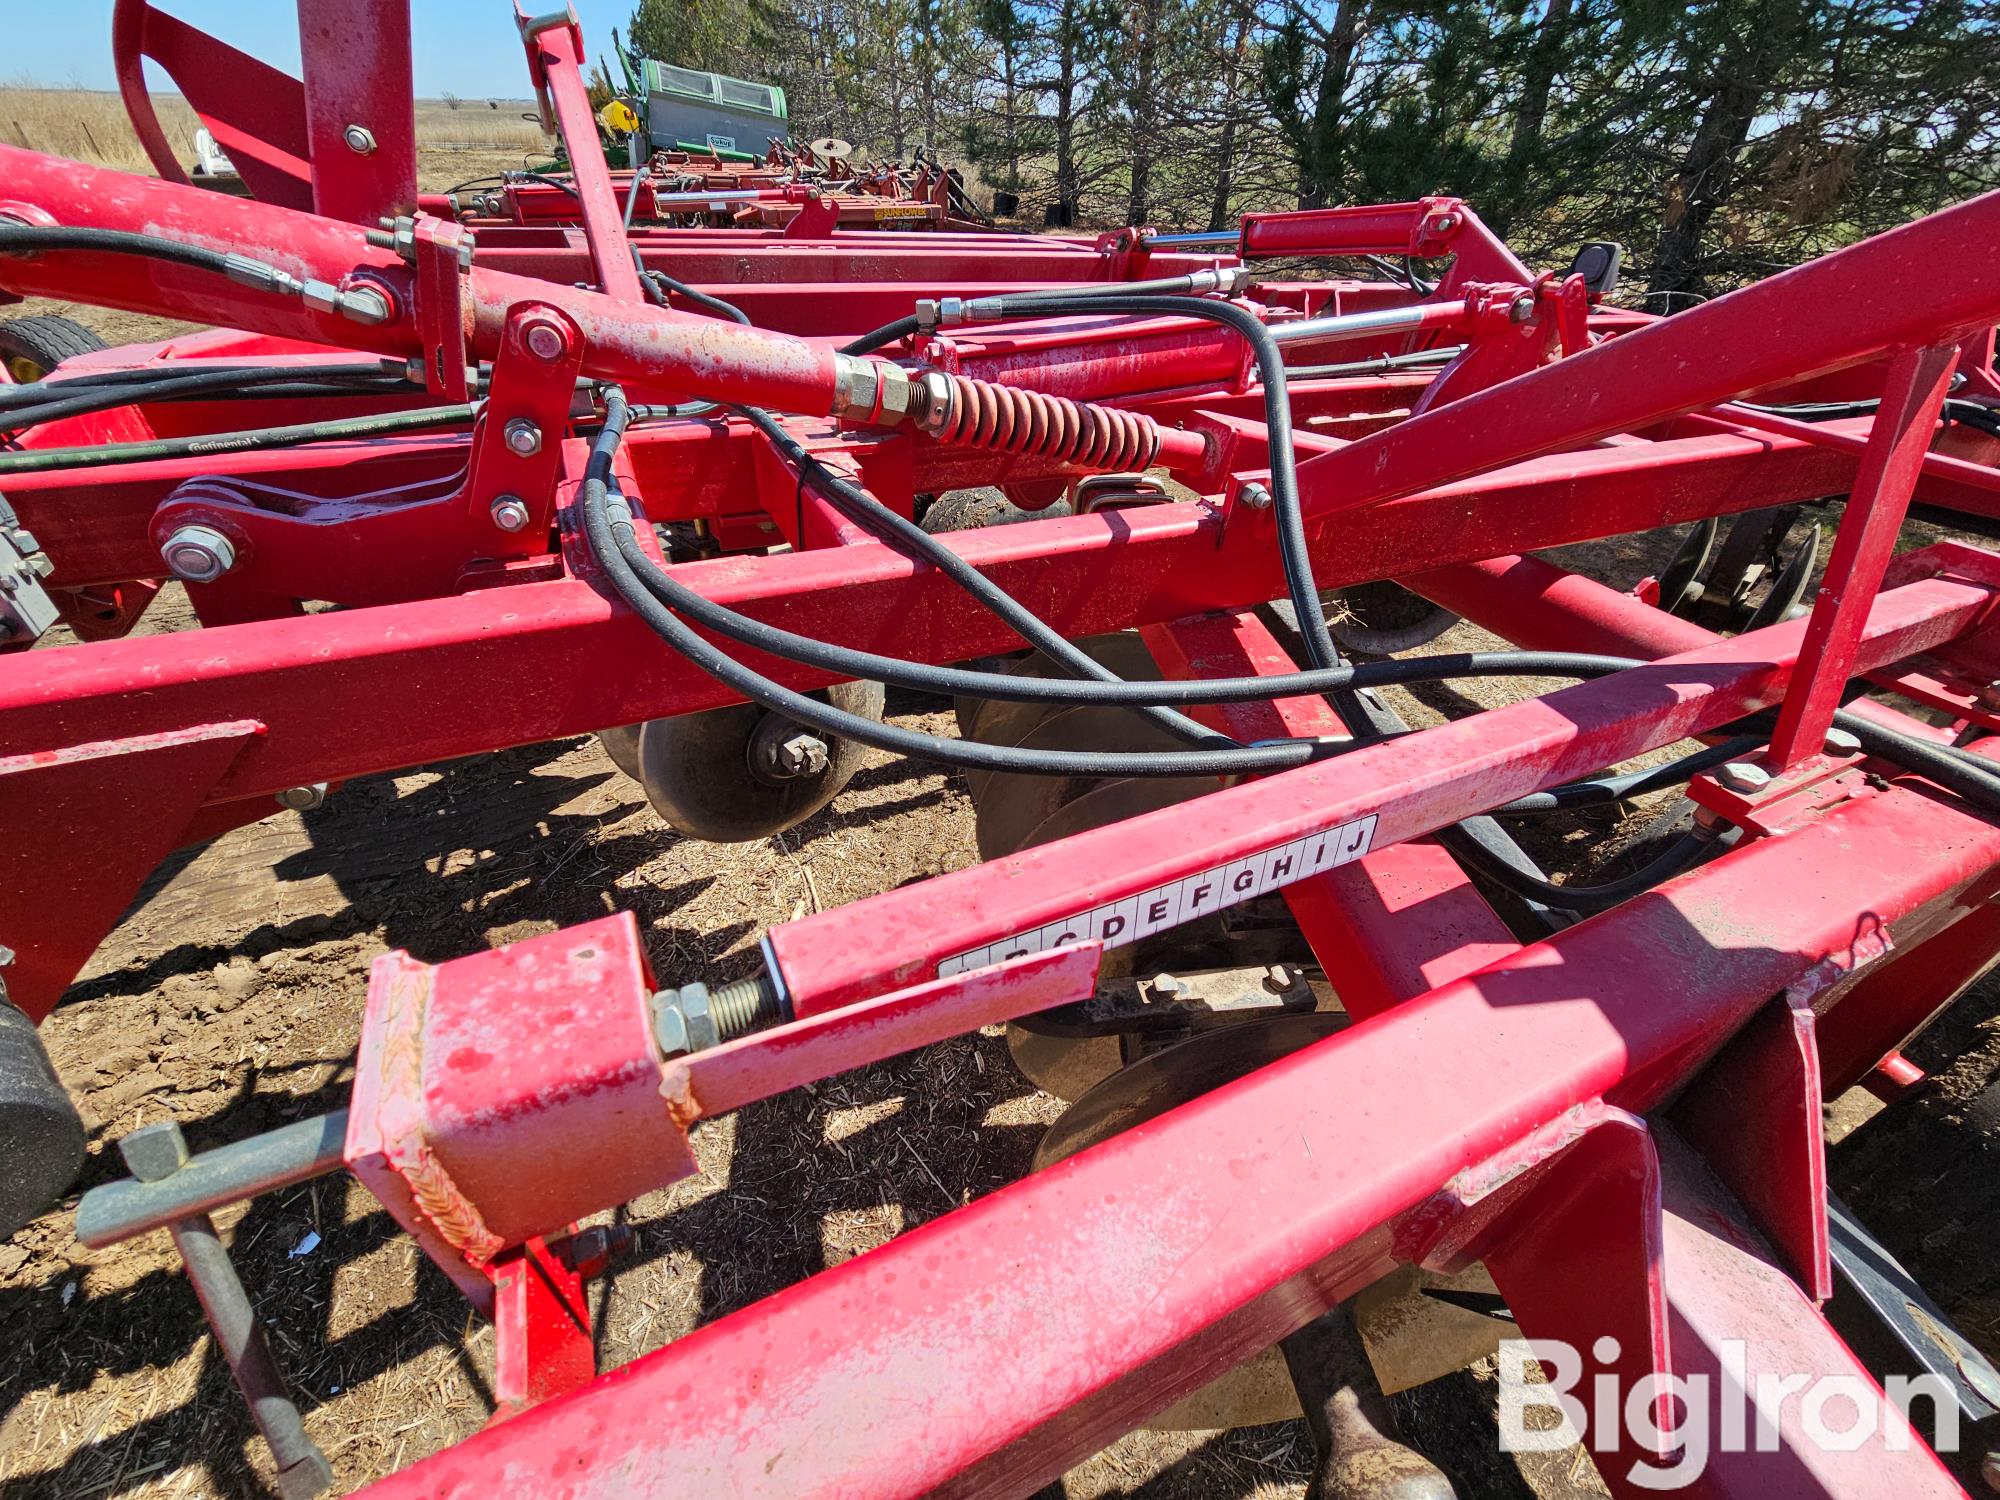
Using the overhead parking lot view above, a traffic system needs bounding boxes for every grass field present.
[0,88,547,176]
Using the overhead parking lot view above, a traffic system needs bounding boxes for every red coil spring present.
[928,374,1161,472]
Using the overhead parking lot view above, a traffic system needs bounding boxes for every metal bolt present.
[336,284,392,326]
[522,320,567,361]
[1263,963,1304,995]
[1508,292,1536,323]
[160,524,237,584]
[775,732,829,778]
[1717,761,1773,793]
[651,998,690,1058]
[274,783,328,812]
[1147,973,1191,1000]
[120,1119,192,1183]
[342,125,376,156]
[1824,726,1862,755]
[503,419,543,457]
[489,494,532,532]
[1238,481,1273,511]
[651,983,721,1058]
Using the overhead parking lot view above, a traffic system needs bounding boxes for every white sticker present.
[939,814,1377,974]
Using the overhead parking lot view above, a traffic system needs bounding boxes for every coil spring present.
[926,373,1162,472]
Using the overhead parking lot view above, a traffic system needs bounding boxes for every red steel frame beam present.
[1767,342,1959,764]
[1,152,1996,504]
[515,9,642,305]
[0,425,1929,1019]
[761,565,1998,1012]
[1138,609,1523,1018]
[358,769,1997,1499]
[1290,186,2000,520]
[298,0,417,225]
[0,430,1864,803]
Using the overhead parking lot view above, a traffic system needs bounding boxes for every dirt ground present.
[4,144,2000,1499]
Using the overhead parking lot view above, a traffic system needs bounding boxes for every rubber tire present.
[635,680,885,843]
[0,996,85,1238]
[0,315,109,384]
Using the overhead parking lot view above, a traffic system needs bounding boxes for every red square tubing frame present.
[761,560,2000,1014]
[357,736,2000,1500]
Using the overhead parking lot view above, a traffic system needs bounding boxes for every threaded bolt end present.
[711,972,786,1040]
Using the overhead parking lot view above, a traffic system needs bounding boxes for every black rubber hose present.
[632,251,752,326]
[1487,737,1764,815]
[840,316,922,356]
[1836,711,2000,809]
[1447,825,1719,914]
[0,365,416,431]
[733,403,1235,749]
[836,273,1248,357]
[604,278,1214,750]
[613,533,1641,705]
[0,362,398,403]
[585,381,2000,922]
[977,292,1339,671]
[584,388,1311,777]
[611,535,1767,848]
[0,403,476,475]
[0,222,263,280]
[516,171,586,203]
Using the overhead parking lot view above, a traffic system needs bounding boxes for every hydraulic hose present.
[1446,824,1720,914]
[585,386,1306,776]
[0,364,416,431]
[583,383,2000,921]
[969,293,1339,671]
[1487,737,1764,815]
[0,403,476,475]
[837,271,1249,357]
[0,222,270,281]
[840,316,922,356]
[0,362,397,403]
[734,403,1235,749]
[632,250,752,327]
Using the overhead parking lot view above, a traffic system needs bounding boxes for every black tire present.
[0,315,109,384]
[0,993,85,1238]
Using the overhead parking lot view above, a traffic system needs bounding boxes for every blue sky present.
[7,2,629,99]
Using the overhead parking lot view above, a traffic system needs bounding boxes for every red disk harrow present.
[6,2,2000,1496]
